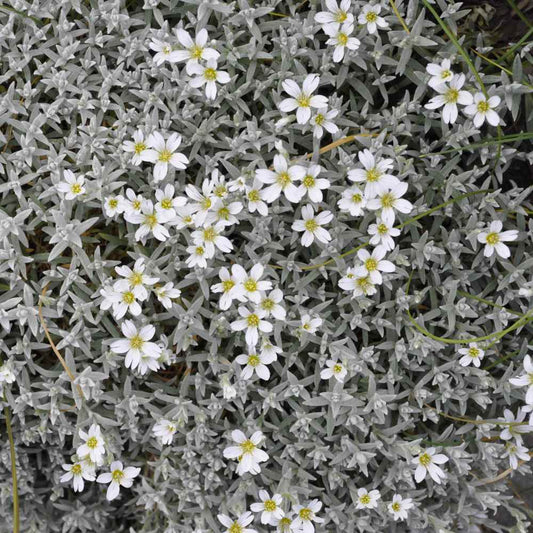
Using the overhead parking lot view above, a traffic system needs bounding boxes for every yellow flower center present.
[261,298,274,311]
[129,272,143,286]
[215,185,227,197]
[70,183,82,194]
[87,436,98,449]
[357,276,371,292]
[189,45,204,60]
[132,200,142,210]
[377,223,388,235]
[477,100,489,113]
[277,171,291,188]
[222,280,235,293]
[248,189,260,202]
[247,313,260,327]
[244,279,257,292]
[228,523,243,533]
[314,113,324,125]
[419,452,431,466]
[303,174,315,188]
[366,11,377,23]
[204,68,217,81]
[111,469,124,483]
[162,45,171,54]
[264,499,277,512]
[248,354,260,367]
[296,94,311,108]
[122,291,135,304]
[158,149,172,162]
[352,193,362,203]
[203,227,217,241]
[333,364,343,374]
[391,502,401,512]
[302,323,311,330]
[145,214,158,228]
[366,168,380,182]
[201,197,212,210]
[336,10,348,22]
[299,508,312,521]
[130,335,144,350]
[305,219,318,232]
[468,347,480,358]
[381,192,395,208]
[218,207,230,219]
[161,198,173,210]
[338,33,348,46]
[240,439,256,454]
[365,258,378,272]
[360,494,371,505]
[195,246,205,255]
[71,463,82,475]
[109,198,118,208]
[486,232,499,245]
[134,142,146,154]
[445,88,459,103]
[441,69,452,80]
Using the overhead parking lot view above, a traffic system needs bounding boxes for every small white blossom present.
[218,512,257,533]
[356,247,396,285]
[296,164,330,203]
[311,108,339,139]
[251,491,284,525]
[232,264,272,304]
[314,0,354,32]
[57,170,85,200]
[477,220,518,259]
[464,93,501,127]
[255,154,305,203]
[104,195,125,217]
[510,355,533,404]
[337,186,367,216]
[123,130,151,165]
[413,448,448,484]
[188,59,231,100]
[223,430,269,476]
[292,204,333,247]
[231,307,273,346]
[355,487,381,509]
[258,289,286,320]
[347,149,399,198]
[320,359,347,383]
[153,419,178,445]
[174,28,220,74]
[366,182,413,225]
[292,499,324,533]
[149,39,180,65]
[503,441,530,470]
[325,22,360,62]
[154,282,181,309]
[143,132,189,182]
[211,265,247,310]
[339,268,377,297]
[358,4,388,34]
[425,73,473,124]
[191,223,233,256]
[77,424,105,464]
[499,409,533,444]
[279,74,329,124]
[236,348,276,380]
[129,200,171,242]
[426,58,454,89]
[96,461,140,501]
[388,494,414,521]
[115,258,159,300]
[300,313,323,334]
[367,219,400,251]
[458,342,485,368]
[60,461,95,492]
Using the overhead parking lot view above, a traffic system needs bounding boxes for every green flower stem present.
[4,402,19,533]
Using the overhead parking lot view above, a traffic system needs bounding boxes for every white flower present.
[110,320,162,373]
[185,180,216,226]
[138,352,162,375]
[123,188,145,220]
[320,359,347,383]
[426,58,454,89]
[188,59,231,100]
[96,461,140,501]
[211,265,247,310]
[170,204,196,229]
[232,264,272,304]
[296,164,330,202]
[57,170,85,200]
[129,200,171,242]
[457,342,485,368]
[258,289,286,320]
[174,28,220,74]
[358,4,388,34]
[292,499,324,533]
[236,348,276,380]
[464,93,501,127]
[153,419,178,445]
[337,186,367,216]
[413,448,448,484]
[115,258,159,300]
[223,430,269,476]
[185,244,209,268]
[339,268,377,297]
[251,490,284,525]
[356,247,396,285]
[217,512,257,533]
[368,219,400,251]
[60,461,95,492]
[104,195,124,217]
[300,313,322,334]
[207,199,243,227]
[279,74,329,124]
[155,184,187,219]
[77,424,106,464]
[246,181,269,216]
[347,149,399,198]
[510,355,533,404]
[260,340,282,362]
[292,204,333,247]
[220,374,237,400]
[477,220,518,259]
[0,362,16,385]
[122,130,151,165]
[255,154,305,203]
[155,282,181,309]
[311,108,339,139]
[425,73,473,124]
[388,494,414,521]
[314,0,354,32]
[149,39,181,65]
[143,132,189,182]
[366,182,413,225]
[355,487,381,509]
[191,223,233,256]
[231,307,273,346]
[325,22,360,62]
[503,441,530,470]
[499,409,533,444]
[101,280,147,319]
[273,514,298,533]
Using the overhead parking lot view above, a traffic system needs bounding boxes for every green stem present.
[505,0,533,30]
[4,404,19,533]
[500,27,533,62]
[484,350,521,371]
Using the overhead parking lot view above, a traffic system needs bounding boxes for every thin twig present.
[4,404,19,533]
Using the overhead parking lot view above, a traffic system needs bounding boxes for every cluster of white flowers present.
[60,424,140,500]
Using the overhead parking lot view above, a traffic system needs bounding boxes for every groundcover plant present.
[0,0,532,531]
